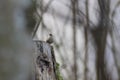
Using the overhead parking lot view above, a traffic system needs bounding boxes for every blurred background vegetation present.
[0,0,120,80]
[34,0,120,80]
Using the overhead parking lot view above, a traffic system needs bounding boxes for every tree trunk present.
[71,0,77,79]
[84,0,89,80]
[34,40,57,80]
[0,0,35,80]
[91,0,110,80]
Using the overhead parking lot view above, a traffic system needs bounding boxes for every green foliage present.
[56,62,63,80]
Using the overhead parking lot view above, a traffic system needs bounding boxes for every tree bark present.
[91,0,110,80]
[34,40,57,80]
[84,0,89,80]
[71,0,77,80]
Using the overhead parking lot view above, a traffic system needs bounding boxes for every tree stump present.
[34,40,57,80]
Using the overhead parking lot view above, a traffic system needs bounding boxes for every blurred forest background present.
[0,0,120,80]
[34,0,120,80]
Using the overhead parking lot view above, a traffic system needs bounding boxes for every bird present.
[46,34,53,44]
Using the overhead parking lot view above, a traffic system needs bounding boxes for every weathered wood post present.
[34,40,57,80]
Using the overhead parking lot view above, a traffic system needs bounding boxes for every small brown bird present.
[46,34,53,44]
